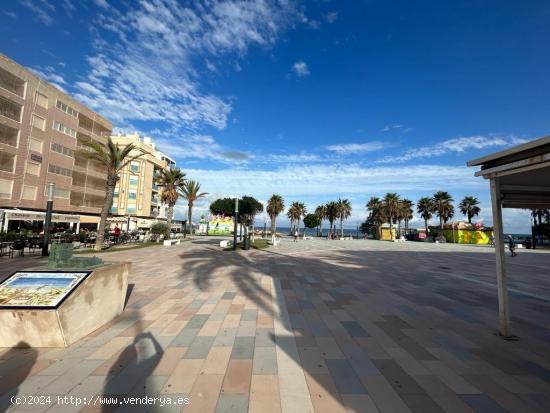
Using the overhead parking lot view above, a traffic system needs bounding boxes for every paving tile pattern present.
[0,237,549,412]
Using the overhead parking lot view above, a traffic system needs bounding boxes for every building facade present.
[110,134,176,229]
[0,54,112,231]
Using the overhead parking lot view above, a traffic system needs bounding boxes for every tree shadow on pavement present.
[178,243,550,412]
[0,341,38,412]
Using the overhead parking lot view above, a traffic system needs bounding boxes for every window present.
[56,100,78,117]
[53,120,76,138]
[35,92,48,109]
[45,187,70,199]
[0,152,15,172]
[113,191,119,198]
[128,191,137,200]
[127,205,136,214]
[32,114,46,131]
[22,185,37,200]
[29,138,43,153]
[48,164,72,177]
[130,161,140,172]
[27,162,40,175]
[0,95,22,122]
[111,206,118,213]
[51,142,74,157]
[129,177,139,186]
[0,179,13,198]
[0,124,18,147]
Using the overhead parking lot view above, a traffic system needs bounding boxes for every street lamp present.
[42,183,55,256]
[233,197,239,251]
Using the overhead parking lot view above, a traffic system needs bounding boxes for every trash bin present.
[243,234,251,250]
[525,238,532,249]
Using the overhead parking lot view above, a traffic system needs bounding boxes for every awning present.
[80,215,101,224]
[3,209,80,223]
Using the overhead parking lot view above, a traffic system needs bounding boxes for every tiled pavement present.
[1,237,550,412]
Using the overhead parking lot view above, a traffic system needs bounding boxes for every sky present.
[2,0,550,232]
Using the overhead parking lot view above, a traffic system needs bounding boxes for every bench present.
[163,239,180,246]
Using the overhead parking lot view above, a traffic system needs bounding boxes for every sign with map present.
[0,271,91,309]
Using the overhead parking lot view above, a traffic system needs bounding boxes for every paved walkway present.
[1,238,549,412]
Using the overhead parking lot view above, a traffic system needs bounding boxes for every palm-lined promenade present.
[1,237,549,413]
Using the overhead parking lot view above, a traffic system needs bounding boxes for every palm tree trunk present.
[468,213,472,223]
[166,204,174,237]
[389,221,393,241]
[188,202,193,236]
[188,206,193,237]
[319,220,323,237]
[340,218,343,237]
[424,218,428,233]
[95,176,116,251]
[271,216,276,243]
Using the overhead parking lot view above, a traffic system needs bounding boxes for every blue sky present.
[2,0,549,231]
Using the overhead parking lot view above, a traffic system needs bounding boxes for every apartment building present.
[110,134,176,228]
[0,54,112,230]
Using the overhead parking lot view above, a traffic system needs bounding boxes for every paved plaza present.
[1,238,550,412]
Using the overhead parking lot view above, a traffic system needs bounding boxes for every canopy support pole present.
[490,178,512,338]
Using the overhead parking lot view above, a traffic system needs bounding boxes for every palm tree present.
[181,180,208,237]
[383,193,401,240]
[267,194,285,243]
[80,137,142,251]
[458,196,480,223]
[401,199,414,234]
[288,202,306,235]
[314,205,327,237]
[325,201,339,237]
[432,191,454,230]
[366,197,384,239]
[417,196,434,232]
[156,167,186,236]
[336,198,352,236]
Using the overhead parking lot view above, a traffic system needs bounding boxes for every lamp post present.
[233,197,239,251]
[42,183,55,256]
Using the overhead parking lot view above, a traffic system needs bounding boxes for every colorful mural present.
[0,272,90,308]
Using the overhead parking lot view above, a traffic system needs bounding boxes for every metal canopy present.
[468,135,550,209]
[467,135,550,338]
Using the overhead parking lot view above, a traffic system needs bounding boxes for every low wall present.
[0,262,130,347]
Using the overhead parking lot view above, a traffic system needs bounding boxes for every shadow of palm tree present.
[0,341,38,412]
[177,241,550,411]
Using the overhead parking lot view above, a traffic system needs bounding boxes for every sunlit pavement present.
[1,238,549,412]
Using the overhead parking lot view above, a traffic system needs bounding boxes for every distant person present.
[113,224,121,244]
[489,234,495,247]
[293,228,298,242]
[507,235,517,257]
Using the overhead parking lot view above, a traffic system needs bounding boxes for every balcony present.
[0,67,25,98]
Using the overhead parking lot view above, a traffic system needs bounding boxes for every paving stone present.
[215,394,249,413]
[325,359,367,395]
[252,347,278,375]
[460,395,509,413]
[183,336,215,359]
[340,321,370,338]
[231,337,255,360]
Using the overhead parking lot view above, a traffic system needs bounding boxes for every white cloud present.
[377,135,528,164]
[291,61,310,77]
[326,11,338,23]
[93,0,110,9]
[77,0,301,131]
[3,10,17,19]
[185,164,482,201]
[19,0,55,25]
[30,67,67,85]
[382,124,403,132]
[325,141,388,154]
